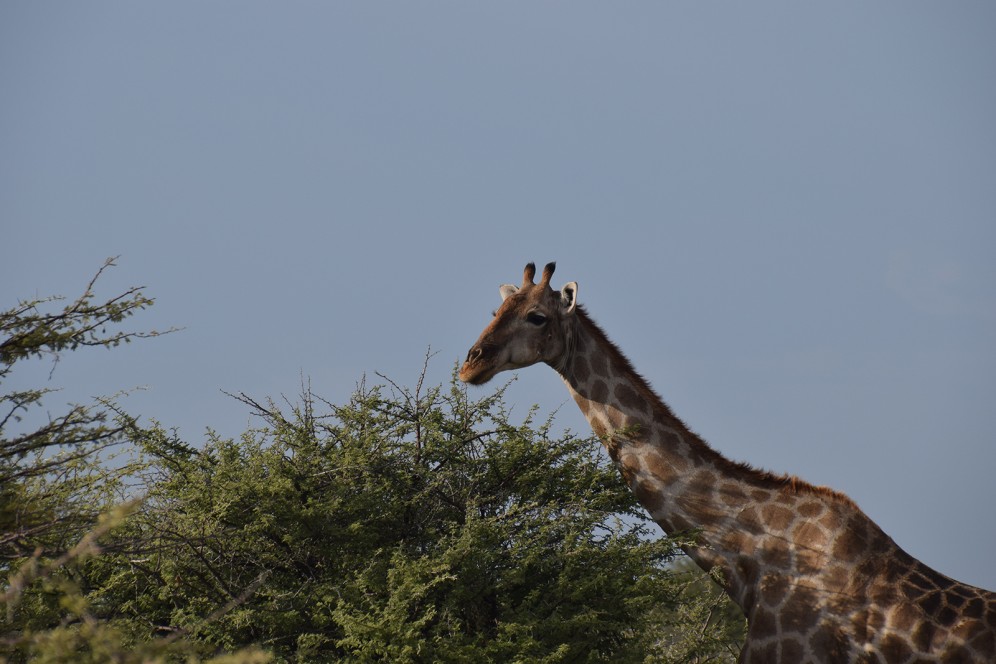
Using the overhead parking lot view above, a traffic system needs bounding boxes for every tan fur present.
[461,262,996,663]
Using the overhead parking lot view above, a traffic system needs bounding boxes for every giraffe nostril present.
[466,345,495,364]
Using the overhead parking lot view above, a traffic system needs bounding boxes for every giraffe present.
[459,262,996,663]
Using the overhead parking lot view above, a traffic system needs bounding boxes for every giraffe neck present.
[552,308,870,613]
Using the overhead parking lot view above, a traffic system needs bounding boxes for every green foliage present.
[2,264,744,662]
[1,260,258,662]
[1,257,171,554]
[643,560,746,663]
[101,376,694,662]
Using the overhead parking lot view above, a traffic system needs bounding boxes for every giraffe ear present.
[559,282,578,314]
[499,284,518,301]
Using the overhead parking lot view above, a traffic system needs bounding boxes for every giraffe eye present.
[526,312,547,326]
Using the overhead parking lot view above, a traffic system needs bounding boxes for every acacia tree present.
[2,264,744,662]
[0,260,266,663]
[1,258,170,567]
[78,368,743,662]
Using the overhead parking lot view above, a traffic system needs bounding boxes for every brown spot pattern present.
[614,383,647,413]
[572,355,590,383]
[589,351,608,377]
[798,500,825,518]
[761,504,795,531]
[463,275,996,662]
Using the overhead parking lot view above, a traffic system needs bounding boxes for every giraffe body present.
[460,262,996,663]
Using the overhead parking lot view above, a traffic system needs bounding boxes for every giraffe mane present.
[572,305,858,510]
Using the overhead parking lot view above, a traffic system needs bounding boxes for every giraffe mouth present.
[458,363,495,385]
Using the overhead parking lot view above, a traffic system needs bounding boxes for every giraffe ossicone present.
[460,261,996,663]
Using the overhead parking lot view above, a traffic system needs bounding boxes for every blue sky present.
[2,3,995,590]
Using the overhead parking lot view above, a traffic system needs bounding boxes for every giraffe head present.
[459,261,578,385]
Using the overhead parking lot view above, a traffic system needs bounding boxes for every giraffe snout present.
[459,343,500,385]
[465,343,497,364]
